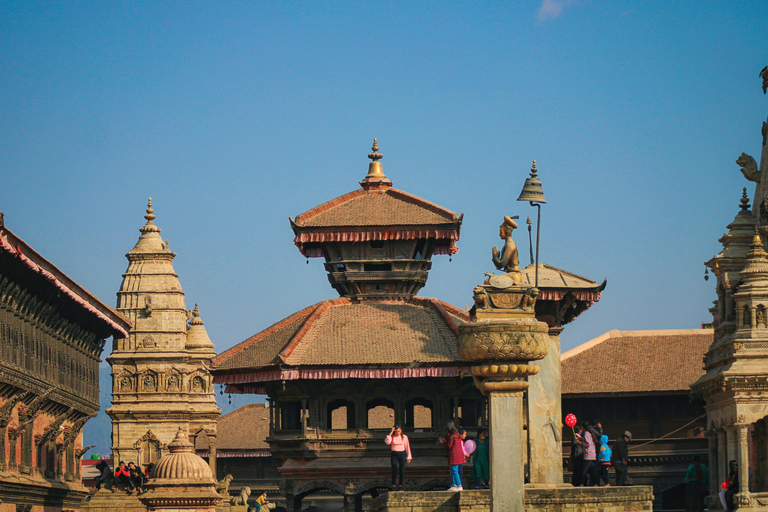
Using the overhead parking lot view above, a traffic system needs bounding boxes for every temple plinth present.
[460,277,550,511]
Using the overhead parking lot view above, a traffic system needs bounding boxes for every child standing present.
[599,435,612,486]
[439,422,465,491]
[471,429,490,489]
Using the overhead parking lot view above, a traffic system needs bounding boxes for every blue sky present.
[3,1,768,451]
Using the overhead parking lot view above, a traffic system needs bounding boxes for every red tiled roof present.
[211,297,470,373]
[0,222,131,338]
[291,188,460,228]
[561,329,712,395]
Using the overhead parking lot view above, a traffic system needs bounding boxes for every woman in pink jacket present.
[385,424,412,491]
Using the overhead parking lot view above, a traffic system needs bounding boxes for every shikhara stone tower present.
[107,199,220,477]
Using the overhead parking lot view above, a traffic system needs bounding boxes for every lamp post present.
[517,160,546,288]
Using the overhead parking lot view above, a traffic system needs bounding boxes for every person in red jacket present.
[114,461,136,493]
[439,421,465,491]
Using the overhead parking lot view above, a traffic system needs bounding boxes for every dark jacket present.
[612,438,629,464]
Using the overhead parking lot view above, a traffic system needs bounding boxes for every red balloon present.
[565,413,577,427]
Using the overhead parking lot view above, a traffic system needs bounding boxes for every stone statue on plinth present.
[738,68,768,227]
[491,215,522,283]
[458,216,551,511]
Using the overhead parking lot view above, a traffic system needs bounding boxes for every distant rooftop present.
[561,329,712,396]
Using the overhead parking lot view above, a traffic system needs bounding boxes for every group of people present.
[570,420,632,488]
[95,459,154,494]
[385,421,490,492]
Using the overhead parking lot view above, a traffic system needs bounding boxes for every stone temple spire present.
[107,199,220,473]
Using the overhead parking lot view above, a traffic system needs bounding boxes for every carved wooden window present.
[339,243,360,261]
[279,401,302,431]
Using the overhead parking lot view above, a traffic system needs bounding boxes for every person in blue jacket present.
[599,435,612,486]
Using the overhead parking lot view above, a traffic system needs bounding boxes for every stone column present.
[488,383,527,511]
[718,429,727,485]
[208,434,217,480]
[726,426,737,469]
[738,425,750,495]
[458,284,549,512]
[527,329,563,485]
[707,430,719,496]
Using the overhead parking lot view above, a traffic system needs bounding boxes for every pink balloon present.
[464,439,476,454]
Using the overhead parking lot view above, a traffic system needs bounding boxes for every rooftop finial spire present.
[741,187,751,211]
[530,160,538,177]
[360,137,392,191]
[145,197,156,222]
[139,197,161,233]
[369,138,383,162]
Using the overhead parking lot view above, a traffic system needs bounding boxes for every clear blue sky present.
[2,1,767,451]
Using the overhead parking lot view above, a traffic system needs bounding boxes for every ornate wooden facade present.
[0,213,131,510]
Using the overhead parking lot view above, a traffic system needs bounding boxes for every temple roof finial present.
[139,197,161,234]
[360,137,392,191]
[145,197,156,223]
[741,187,751,211]
[531,160,538,176]
[368,138,383,162]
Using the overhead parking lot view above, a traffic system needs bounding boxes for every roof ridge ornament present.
[360,138,392,191]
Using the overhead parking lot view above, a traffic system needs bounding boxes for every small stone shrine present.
[139,427,223,512]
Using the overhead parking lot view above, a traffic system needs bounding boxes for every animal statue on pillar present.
[739,66,768,225]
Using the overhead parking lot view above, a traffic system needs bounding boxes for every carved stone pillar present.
[208,434,217,481]
[458,281,550,512]
[707,430,719,496]
[488,385,527,510]
[737,425,750,497]
[726,426,737,470]
[527,329,563,485]
[718,429,727,485]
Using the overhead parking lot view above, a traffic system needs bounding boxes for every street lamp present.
[517,160,546,288]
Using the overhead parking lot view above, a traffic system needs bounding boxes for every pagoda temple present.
[212,140,475,512]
